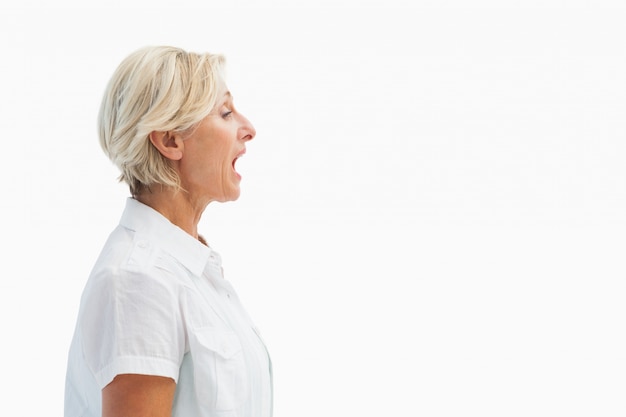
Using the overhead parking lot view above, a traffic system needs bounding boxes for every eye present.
[221,109,233,119]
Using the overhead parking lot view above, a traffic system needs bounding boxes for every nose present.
[239,114,256,142]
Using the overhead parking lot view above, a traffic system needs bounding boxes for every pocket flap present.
[195,329,243,359]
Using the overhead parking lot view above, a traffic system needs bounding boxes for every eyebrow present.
[220,91,233,105]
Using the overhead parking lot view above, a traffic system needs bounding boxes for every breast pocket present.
[189,328,249,411]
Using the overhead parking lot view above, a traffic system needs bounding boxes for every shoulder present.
[85,226,195,303]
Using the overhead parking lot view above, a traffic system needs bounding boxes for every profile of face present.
[161,85,256,204]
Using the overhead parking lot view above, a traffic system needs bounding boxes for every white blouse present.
[64,198,272,417]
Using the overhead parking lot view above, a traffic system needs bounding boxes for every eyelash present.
[221,110,233,119]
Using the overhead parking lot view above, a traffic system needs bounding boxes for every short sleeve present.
[79,264,186,388]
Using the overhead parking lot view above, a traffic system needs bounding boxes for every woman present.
[64,46,272,417]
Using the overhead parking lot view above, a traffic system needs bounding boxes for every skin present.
[102,375,175,417]
[101,87,256,417]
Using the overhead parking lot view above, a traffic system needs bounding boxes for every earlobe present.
[148,131,184,161]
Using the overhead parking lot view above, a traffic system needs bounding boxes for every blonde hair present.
[98,45,226,195]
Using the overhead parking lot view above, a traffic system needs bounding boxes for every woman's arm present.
[102,374,176,417]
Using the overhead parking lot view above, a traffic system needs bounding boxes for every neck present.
[134,186,208,240]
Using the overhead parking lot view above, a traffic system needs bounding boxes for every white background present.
[1,1,625,416]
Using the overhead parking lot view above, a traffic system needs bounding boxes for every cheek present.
[204,150,232,185]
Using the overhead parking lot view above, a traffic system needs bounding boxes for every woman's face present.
[178,88,256,204]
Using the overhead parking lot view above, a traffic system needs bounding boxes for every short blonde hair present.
[98,45,225,195]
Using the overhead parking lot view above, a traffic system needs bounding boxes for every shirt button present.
[137,241,148,249]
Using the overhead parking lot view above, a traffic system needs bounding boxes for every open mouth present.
[232,151,245,177]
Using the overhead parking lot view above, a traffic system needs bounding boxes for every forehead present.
[214,79,230,99]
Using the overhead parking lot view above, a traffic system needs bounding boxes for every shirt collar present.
[119,197,211,277]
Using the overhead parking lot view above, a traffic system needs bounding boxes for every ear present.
[148,131,184,161]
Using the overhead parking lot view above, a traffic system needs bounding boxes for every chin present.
[220,189,241,202]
